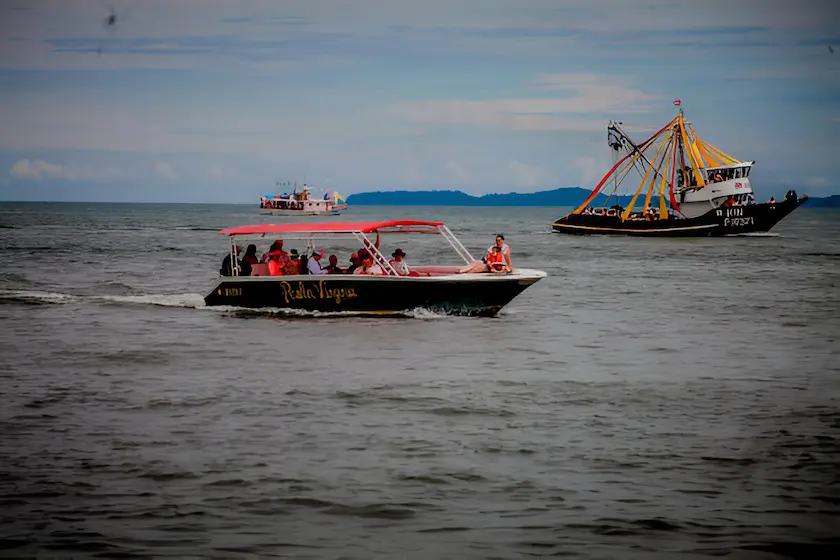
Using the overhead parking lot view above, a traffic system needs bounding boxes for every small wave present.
[0,289,81,305]
[0,289,205,308]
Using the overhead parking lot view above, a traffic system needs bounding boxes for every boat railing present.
[438,225,475,264]
[353,232,398,276]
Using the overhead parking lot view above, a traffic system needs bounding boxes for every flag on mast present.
[673,100,682,106]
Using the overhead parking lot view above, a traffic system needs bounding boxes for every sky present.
[0,0,838,203]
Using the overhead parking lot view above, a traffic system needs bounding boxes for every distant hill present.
[348,188,612,207]
[346,188,840,207]
[804,194,840,208]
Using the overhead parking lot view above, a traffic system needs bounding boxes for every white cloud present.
[444,161,473,184]
[807,177,829,188]
[573,157,605,187]
[392,74,658,132]
[9,158,123,181]
[209,165,229,181]
[507,160,545,187]
[154,161,178,180]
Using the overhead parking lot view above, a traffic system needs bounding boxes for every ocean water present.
[0,202,838,559]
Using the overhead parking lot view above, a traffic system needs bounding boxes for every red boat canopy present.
[220,219,446,236]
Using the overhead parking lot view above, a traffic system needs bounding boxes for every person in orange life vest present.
[262,239,287,263]
[267,250,286,276]
[459,237,512,274]
[485,245,509,273]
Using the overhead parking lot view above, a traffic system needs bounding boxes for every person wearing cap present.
[307,249,328,274]
[389,248,409,276]
[325,254,345,274]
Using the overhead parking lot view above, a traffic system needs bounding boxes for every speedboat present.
[204,219,546,316]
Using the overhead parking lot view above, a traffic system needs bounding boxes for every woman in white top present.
[353,253,384,275]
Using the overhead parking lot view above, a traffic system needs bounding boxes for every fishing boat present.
[552,105,808,236]
[204,220,546,316]
[260,182,348,216]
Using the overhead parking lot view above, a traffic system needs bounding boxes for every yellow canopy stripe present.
[643,128,675,217]
[658,132,677,219]
[700,140,740,165]
[678,113,706,188]
[623,128,671,221]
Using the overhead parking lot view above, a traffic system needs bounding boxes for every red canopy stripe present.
[220,219,446,236]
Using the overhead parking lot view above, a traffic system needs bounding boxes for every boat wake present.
[726,232,780,237]
[0,290,455,319]
[0,289,206,309]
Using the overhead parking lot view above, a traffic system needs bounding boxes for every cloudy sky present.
[1,0,838,202]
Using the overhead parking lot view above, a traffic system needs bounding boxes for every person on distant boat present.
[389,248,409,275]
[354,252,384,275]
[769,196,776,204]
[307,249,328,274]
[324,255,345,274]
[242,244,260,266]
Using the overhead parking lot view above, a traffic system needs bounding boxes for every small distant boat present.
[552,105,807,236]
[260,182,348,216]
[204,219,546,316]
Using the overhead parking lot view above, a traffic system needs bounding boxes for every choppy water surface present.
[1,203,838,558]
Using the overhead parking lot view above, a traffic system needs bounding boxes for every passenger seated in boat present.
[491,234,512,271]
[324,255,345,274]
[307,249,328,274]
[267,250,285,276]
[283,249,302,275]
[261,239,286,263]
[389,248,409,275]
[459,235,512,274]
[354,252,384,275]
[220,245,251,276]
[346,253,361,274]
[242,244,259,266]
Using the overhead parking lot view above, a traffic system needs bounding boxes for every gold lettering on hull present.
[279,280,358,305]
